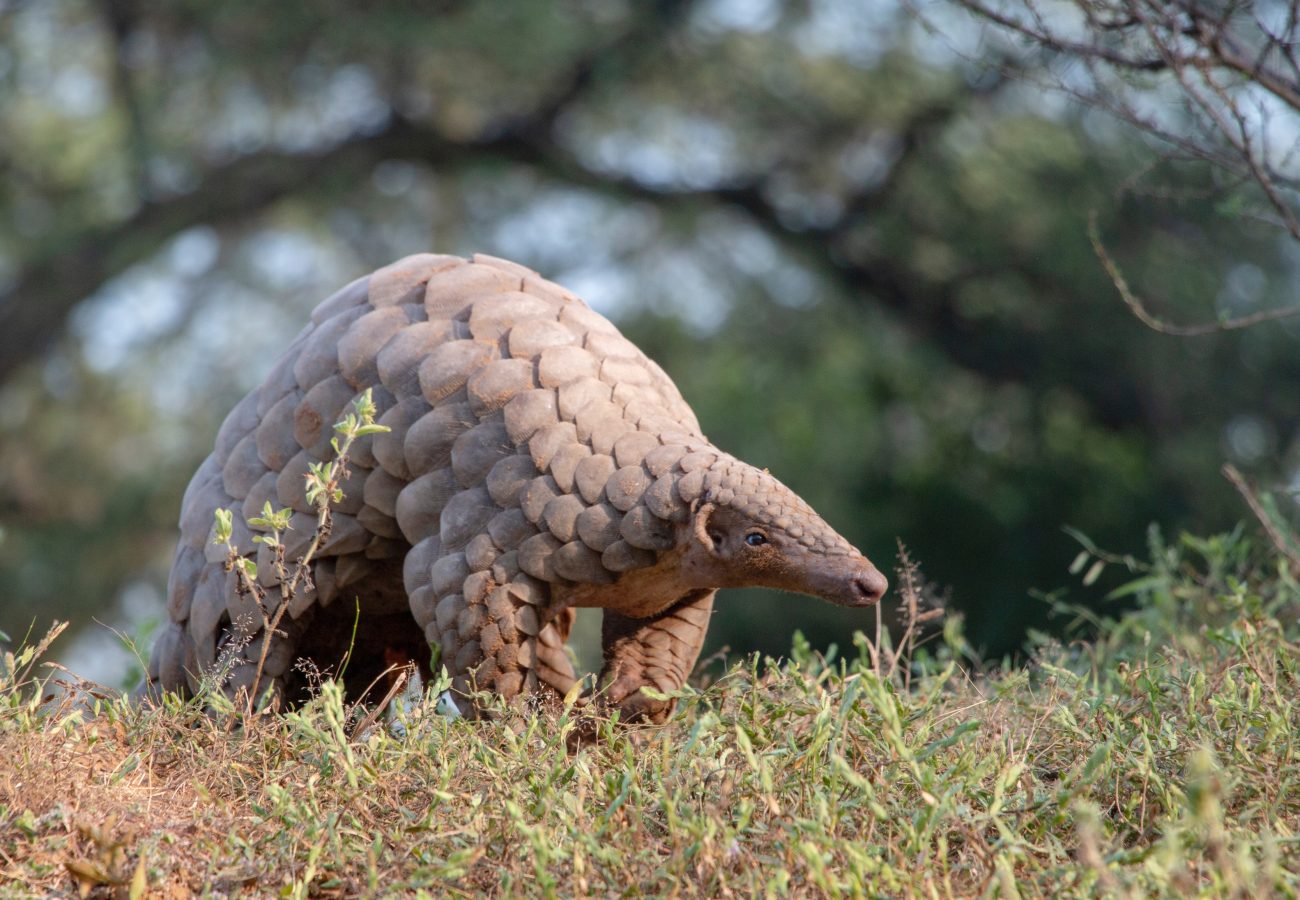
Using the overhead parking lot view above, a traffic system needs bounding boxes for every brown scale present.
[142,253,891,724]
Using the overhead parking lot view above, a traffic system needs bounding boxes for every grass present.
[2,527,1299,897]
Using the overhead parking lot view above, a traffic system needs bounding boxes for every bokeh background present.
[2,0,1297,686]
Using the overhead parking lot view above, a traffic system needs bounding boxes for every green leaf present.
[916,720,980,761]
[354,388,378,420]
[247,501,292,532]
[1106,574,1165,601]
[1061,525,1101,554]
[305,461,330,505]
[213,507,233,543]
[1081,740,1111,780]
[1068,551,1089,575]
[352,423,392,436]
[1082,560,1105,586]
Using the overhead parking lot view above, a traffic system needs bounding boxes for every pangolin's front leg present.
[596,589,715,724]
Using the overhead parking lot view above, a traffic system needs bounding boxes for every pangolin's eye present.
[745,532,767,547]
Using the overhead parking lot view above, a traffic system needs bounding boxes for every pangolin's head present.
[680,456,888,607]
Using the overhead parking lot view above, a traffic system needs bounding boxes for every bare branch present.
[953,0,1300,334]
[1088,211,1300,335]
[950,0,1168,70]
[1200,20,1300,113]
[1222,463,1300,574]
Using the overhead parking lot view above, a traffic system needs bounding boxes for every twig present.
[957,1,1300,337]
[215,390,389,715]
[1221,463,1300,573]
[949,0,1167,71]
[348,664,412,741]
[1088,211,1300,335]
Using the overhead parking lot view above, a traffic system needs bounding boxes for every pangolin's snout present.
[849,566,889,606]
[792,553,890,607]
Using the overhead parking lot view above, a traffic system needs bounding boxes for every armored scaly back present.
[145,252,888,720]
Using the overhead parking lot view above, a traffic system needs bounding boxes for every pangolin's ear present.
[692,502,722,558]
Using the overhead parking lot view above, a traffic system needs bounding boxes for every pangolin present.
[144,253,888,723]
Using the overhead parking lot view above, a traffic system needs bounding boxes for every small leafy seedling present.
[212,389,389,715]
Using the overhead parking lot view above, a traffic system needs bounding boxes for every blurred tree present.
[0,0,1296,675]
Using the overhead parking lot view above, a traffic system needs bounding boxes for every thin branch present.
[1222,463,1300,574]
[954,1,1300,199]
[1202,22,1300,113]
[954,0,1300,336]
[1139,3,1300,243]
[950,0,1168,71]
[348,664,412,741]
[1088,210,1300,335]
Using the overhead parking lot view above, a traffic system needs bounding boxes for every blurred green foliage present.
[0,0,1296,677]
